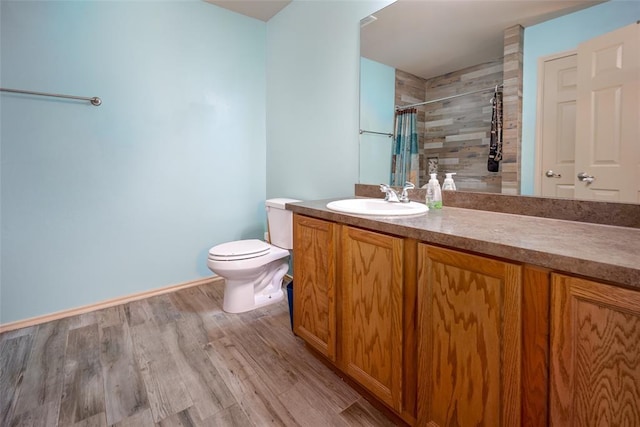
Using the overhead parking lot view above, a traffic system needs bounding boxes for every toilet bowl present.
[206,198,300,313]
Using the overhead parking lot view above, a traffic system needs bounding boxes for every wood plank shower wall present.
[395,59,504,192]
[393,25,524,194]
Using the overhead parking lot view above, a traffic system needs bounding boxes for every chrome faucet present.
[380,184,400,202]
[380,182,415,203]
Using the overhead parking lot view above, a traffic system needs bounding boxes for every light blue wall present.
[0,0,396,323]
[521,0,640,194]
[265,0,394,201]
[359,57,395,185]
[0,1,267,323]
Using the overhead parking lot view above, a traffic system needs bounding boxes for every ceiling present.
[204,0,291,22]
[204,0,603,79]
[361,0,604,80]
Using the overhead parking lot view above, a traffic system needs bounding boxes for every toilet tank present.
[266,198,301,250]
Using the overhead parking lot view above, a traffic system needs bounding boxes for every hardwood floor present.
[1,279,396,426]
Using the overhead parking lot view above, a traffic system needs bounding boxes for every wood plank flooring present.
[1,279,396,426]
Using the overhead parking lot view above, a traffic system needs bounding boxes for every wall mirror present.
[359,0,639,203]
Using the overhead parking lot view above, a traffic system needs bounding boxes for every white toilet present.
[207,198,300,313]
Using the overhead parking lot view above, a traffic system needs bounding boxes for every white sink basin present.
[326,198,428,216]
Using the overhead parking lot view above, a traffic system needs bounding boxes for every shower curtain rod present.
[359,129,393,138]
[0,87,102,106]
[396,84,503,110]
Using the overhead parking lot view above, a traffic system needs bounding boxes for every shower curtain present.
[390,108,419,186]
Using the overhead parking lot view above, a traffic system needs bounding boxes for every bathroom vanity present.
[286,195,640,427]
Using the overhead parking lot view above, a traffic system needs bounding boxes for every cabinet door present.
[550,274,640,426]
[292,215,338,361]
[417,245,522,427]
[341,226,404,412]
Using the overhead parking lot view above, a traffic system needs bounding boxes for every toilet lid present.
[208,239,271,261]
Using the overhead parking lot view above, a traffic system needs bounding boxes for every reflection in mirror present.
[521,4,638,203]
[359,0,639,203]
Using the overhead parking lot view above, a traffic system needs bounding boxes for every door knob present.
[577,172,595,183]
[545,170,561,178]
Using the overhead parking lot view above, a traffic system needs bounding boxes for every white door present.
[539,53,577,199]
[538,22,640,202]
[574,22,640,202]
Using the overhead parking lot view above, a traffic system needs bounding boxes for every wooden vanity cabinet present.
[293,216,417,420]
[340,226,406,413]
[550,274,640,426]
[292,214,338,361]
[522,266,552,427]
[292,212,639,427]
[416,244,523,427]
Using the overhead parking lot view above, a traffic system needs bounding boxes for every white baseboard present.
[0,276,224,334]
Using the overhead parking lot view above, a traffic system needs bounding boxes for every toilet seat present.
[208,239,271,261]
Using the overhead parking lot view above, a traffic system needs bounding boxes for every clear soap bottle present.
[426,173,442,209]
[442,173,457,191]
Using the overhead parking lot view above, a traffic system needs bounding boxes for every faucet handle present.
[400,181,415,202]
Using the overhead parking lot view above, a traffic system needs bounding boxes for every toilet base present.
[253,288,285,310]
[223,283,285,314]
[220,258,289,314]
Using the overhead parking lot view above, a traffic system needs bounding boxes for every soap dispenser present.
[426,173,442,209]
[442,173,457,191]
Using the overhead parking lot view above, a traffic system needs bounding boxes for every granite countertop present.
[286,199,640,290]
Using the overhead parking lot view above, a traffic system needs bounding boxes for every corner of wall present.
[502,24,524,195]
